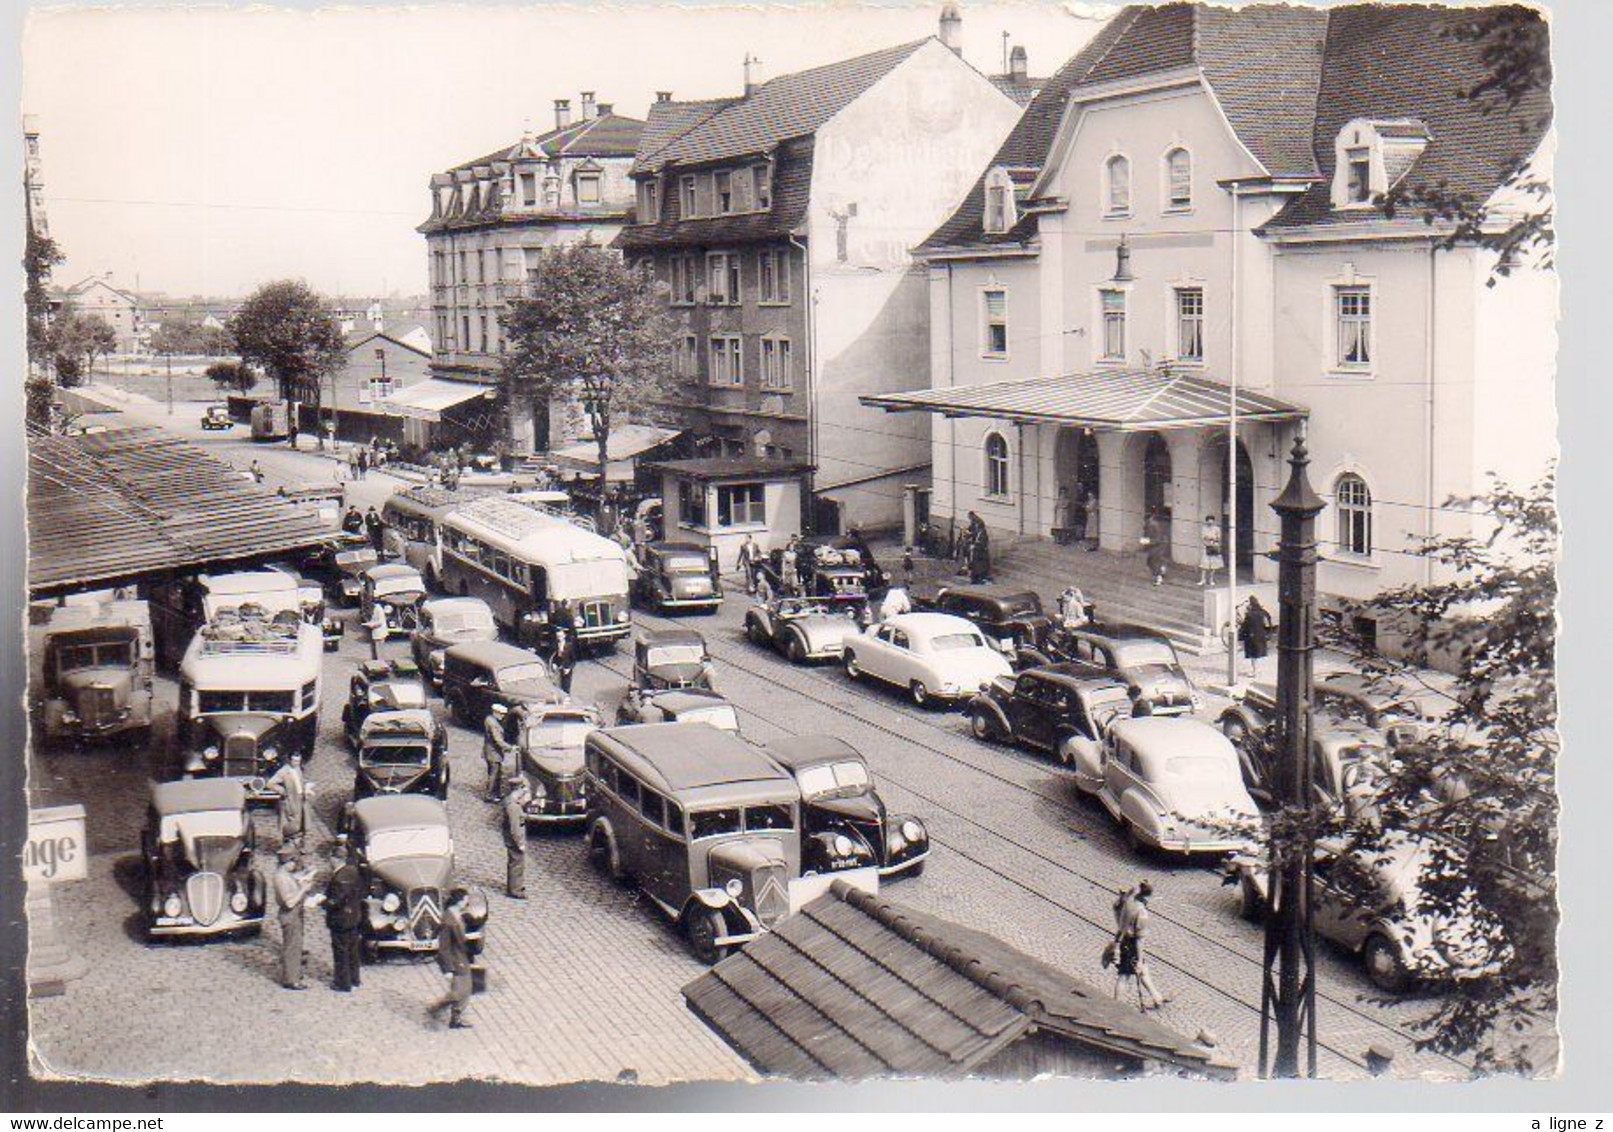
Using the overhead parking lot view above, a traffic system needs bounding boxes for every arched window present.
[1336,474,1373,556]
[1105,154,1131,215]
[1165,147,1192,209]
[984,432,1011,497]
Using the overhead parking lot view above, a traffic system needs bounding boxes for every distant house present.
[51,275,145,354]
[684,881,1238,1081]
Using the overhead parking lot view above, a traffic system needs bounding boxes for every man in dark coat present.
[364,507,385,553]
[502,781,530,900]
[1237,596,1275,678]
[324,843,364,992]
[550,625,577,695]
[967,519,991,585]
[429,889,475,1029]
[1142,508,1169,586]
[342,505,364,534]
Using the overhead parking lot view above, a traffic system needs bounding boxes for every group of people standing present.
[341,504,386,552]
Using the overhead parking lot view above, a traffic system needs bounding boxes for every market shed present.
[28,426,334,597]
[683,881,1238,1081]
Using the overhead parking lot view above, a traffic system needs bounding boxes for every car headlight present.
[393,916,409,931]
[262,747,279,763]
[724,878,744,898]
[430,649,446,668]
[61,710,79,724]
[832,834,855,857]
[163,894,183,918]
[616,610,629,622]
[230,890,249,913]
[528,779,547,803]
[901,819,924,843]
[381,892,401,912]
[202,745,220,762]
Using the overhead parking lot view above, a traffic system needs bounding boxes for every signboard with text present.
[24,804,87,885]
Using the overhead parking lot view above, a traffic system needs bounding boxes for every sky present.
[22,1,1105,303]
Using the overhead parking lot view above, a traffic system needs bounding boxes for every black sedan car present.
[967,665,1132,763]
[920,585,1054,654]
[764,735,928,879]
[1019,622,1201,715]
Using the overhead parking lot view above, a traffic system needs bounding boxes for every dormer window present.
[576,172,602,205]
[753,165,771,211]
[983,168,1016,235]
[641,181,659,223]
[1104,154,1131,217]
[520,172,538,207]
[715,170,734,214]
[680,175,697,218]
[1331,118,1431,210]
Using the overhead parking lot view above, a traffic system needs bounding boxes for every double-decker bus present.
[438,496,631,648]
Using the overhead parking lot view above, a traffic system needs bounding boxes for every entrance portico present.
[863,367,1307,585]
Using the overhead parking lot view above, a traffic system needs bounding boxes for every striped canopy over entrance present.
[862,368,1306,431]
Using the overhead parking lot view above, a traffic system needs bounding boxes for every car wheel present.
[745,618,768,646]
[1363,933,1411,993]
[687,908,729,966]
[1123,820,1146,855]
[1238,876,1266,922]
[1222,716,1249,750]
[784,634,808,665]
[969,709,997,742]
[909,681,931,709]
[842,651,862,680]
[589,824,627,885]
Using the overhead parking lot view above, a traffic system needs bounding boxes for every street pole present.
[1261,428,1324,1079]
[165,351,173,416]
[1225,376,1238,686]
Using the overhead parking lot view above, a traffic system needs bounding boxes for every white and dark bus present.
[380,485,499,589]
[438,496,631,648]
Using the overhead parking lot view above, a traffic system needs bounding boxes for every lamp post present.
[1260,429,1324,1079]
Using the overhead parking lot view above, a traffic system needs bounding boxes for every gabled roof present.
[988,73,1046,108]
[1263,4,1551,231]
[450,112,646,171]
[684,881,1238,1080]
[632,39,930,174]
[616,137,816,250]
[344,323,431,358]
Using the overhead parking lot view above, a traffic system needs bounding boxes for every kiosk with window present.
[650,457,813,574]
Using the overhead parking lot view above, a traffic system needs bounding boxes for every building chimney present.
[1009,44,1027,80]
[656,91,674,103]
[554,98,572,130]
[597,103,614,117]
[743,54,763,97]
[580,91,597,120]
[939,2,962,55]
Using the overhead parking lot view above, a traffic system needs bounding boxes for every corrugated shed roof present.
[684,882,1238,1080]
[617,137,815,250]
[1264,3,1551,230]
[862,368,1306,431]
[28,427,335,595]
[633,39,930,174]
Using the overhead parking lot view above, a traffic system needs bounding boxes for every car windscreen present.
[363,742,431,766]
[379,685,428,709]
[524,718,597,748]
[197,689,296,714]
[366,825,450,862]
[647,645,706,667]
[664,554,709,573]
[548,558,628,600]
[496,662,551,686]
[1087,688,1132,726]
[689,807,741,839]
[796,760,871,799]
[999,594,1043,616]
[677,704,739,731]
[434,610,494,634]
[928,631,988,652]
[745,804,794,831]
[56,640,137,670]
[373,577,424,597]
[1113,640,1179,668]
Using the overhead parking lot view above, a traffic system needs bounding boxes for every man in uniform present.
[324,842,364,992]
[502,780,530,900]
[550,626,576,695]
[273,843,318,990]
[365,506,385,553]
[264,750,309,849]
[482,704,513,802]
[429,889,475,1030]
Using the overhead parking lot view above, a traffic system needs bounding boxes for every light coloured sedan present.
[1068,716,1260,855]
[841,612,1013,709]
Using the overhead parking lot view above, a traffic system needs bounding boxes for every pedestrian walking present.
[428,889,475,1030]
[365,507,384,553]
[502,781,530,900]
[264,751,308,849]
[324,843,364,992]
[364,602,389,661]
[736,533,761,594]
[1106,881,1169,1011]
[1079,488,1098,550]
[333,457,348,484]
[1127,684,1156,718]
[902,546,915,587]
[550,626,576,695]
[250,460,265,485]
[1198,514,1224,587]
[482,704,514,802]
[1237,595,1275,678]
[272,844,319,991]
[1141,508,1169,587]
[968,523,992,585]
[879,584,912,622]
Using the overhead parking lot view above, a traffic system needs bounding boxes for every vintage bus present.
[30,598,156,746]
[176,573,325,793]
[438,496,632,648]
[379,485,500,589]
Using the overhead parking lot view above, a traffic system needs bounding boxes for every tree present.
[501,245,677,508]
[48,309,118,388]
[1321,475,1559,1073]
[1379,7,1552,282]
[205,361,258,395]
[151,315,234,357]
[228,280,345,407]
[24,228,64,367]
